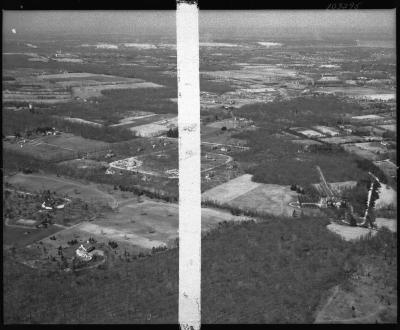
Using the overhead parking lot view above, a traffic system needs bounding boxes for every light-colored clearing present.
[16,219,37,225]
[78,222,166,249]
[39,72,101,79]
[130,117,177,137]
[71,82,163,98]
[63,117,103,127]
[200,42,239,47]
[375,183,397,209]
[229,184,298,217]
[351,114,384,120]
[327,223,377,241]
[327,218,396,241]
[110,113,157,127]
[257,42,283,47]
[313,125,340,136]
[202,174,261,204]
[378,124,396,132]
[297,129,325,138]
[375,218,397,232]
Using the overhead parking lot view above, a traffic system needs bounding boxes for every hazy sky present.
[3,11,176,37]
[3,10,395,39]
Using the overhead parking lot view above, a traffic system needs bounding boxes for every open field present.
[316,87,395,101]
[3,69,164,104]
[129,116,177,137]
[110,112,157,127]
[201,152,232,172]
[378,124,396,133]
[229,184,298,217]
[374,183,397,209]
[326,219,396,242]
[201,125,249,150]
[109,114,176,130]
[71,82,163,99]
[3,224,63,249]
[62,117,104,127]
[5,195,254,275]
[202,174,261,203]
[4,172,252,257]
[6,173,117,208]
[373,160,397,179]
[342,144,382,161]
[312,125,340,137]
[202,174,298,217]
[3,90,72,104]
[291,127,326,138]
[3,133,110,162]
[4,141,75,161]
[38,72,137,81]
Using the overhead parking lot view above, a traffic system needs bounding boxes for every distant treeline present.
[233,95,363,130]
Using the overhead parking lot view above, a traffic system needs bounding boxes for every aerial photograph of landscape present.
[2,8,397,324]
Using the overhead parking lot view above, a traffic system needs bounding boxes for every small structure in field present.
[76,244,93,261]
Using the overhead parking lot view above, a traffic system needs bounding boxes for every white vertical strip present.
[176,2,201,329]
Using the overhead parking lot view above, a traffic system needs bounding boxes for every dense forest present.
[4,215,396,323]
[233,95,363,131]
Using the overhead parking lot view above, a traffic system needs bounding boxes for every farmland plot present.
[71,82,163,99]
[202,174,298,216]
[129,116,177,137]
[3,133,110,162]
[6,173,117,208]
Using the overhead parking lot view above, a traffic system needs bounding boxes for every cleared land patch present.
[129,116,177,137]
[202,174,261,204]
[72,82,163,99]
[34,199,253,256]
[3,133,109,162]
[202,174,298,217]
[327,218,396,241]
[229,184,298,217]
[6,173,117,208]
